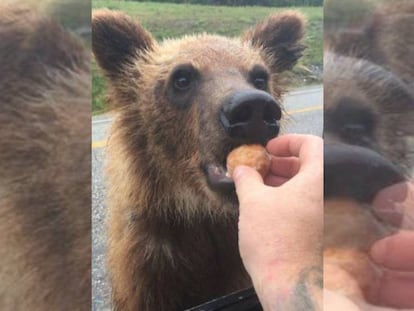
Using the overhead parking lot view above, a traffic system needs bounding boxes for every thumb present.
[232,165,264,203]
[370,230,414,270]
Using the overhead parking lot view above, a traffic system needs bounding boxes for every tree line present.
[122,0,323,6]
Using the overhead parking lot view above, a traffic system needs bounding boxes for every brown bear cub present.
[0,5,91,311]
[324,51,414,301]
[92,10,305,311]
[323,0,414,304]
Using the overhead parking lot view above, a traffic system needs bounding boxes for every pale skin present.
[327,182,414,310]
[233,134,323,311]
[369,182,414,309]
[233,135,414,310]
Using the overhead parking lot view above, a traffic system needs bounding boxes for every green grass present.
[92,1,322,114]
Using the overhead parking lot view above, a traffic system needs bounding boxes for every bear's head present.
[323,51,414,302]
[92,10,305,217]
[324,51,413,201]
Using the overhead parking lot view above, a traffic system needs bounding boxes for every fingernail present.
[372,182,408,227]
[373,182,408,210]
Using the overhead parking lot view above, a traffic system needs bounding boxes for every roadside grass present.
[92,1,322,114]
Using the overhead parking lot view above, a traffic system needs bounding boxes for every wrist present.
[250,260,322,311]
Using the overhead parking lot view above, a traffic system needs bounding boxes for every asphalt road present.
[92,85,323,311]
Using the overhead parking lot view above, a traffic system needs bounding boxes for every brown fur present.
[325,0,414,85]
[324,52,414,303]
[0,6,91,310]
[324,52,414,176]
[92,10,305,311]
[323,2,414,302]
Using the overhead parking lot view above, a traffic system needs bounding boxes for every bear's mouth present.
[201,141,269,196]
[202,163,235,195]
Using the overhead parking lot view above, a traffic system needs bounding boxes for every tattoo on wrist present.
[272,266,322,311]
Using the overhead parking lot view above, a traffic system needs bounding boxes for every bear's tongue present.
[204,163,235,194]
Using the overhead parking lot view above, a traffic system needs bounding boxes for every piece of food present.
[324,248,381,300]
[226,144,271,178]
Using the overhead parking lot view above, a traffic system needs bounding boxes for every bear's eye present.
[171,66,197,92]
[326,97,377,146]
[249,66,269,91]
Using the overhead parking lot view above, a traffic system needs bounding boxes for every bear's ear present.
[243,12,306,72]
[92,10,154,79]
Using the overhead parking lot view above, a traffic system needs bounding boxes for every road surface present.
[92,85,323,311]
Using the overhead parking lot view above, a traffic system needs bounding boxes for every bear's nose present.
[220,90,281,144]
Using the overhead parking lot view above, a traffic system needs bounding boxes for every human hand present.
[368,182,414,309]
[233,134,323,310]
[324,289,414,311]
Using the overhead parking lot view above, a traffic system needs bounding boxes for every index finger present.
[266,134,323,172]
[370,231,414,271]
[268,156,300,178]
[372,181,414,229]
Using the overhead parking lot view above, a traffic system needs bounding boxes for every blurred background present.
[323,0,414,307]
[21,0,91,41]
